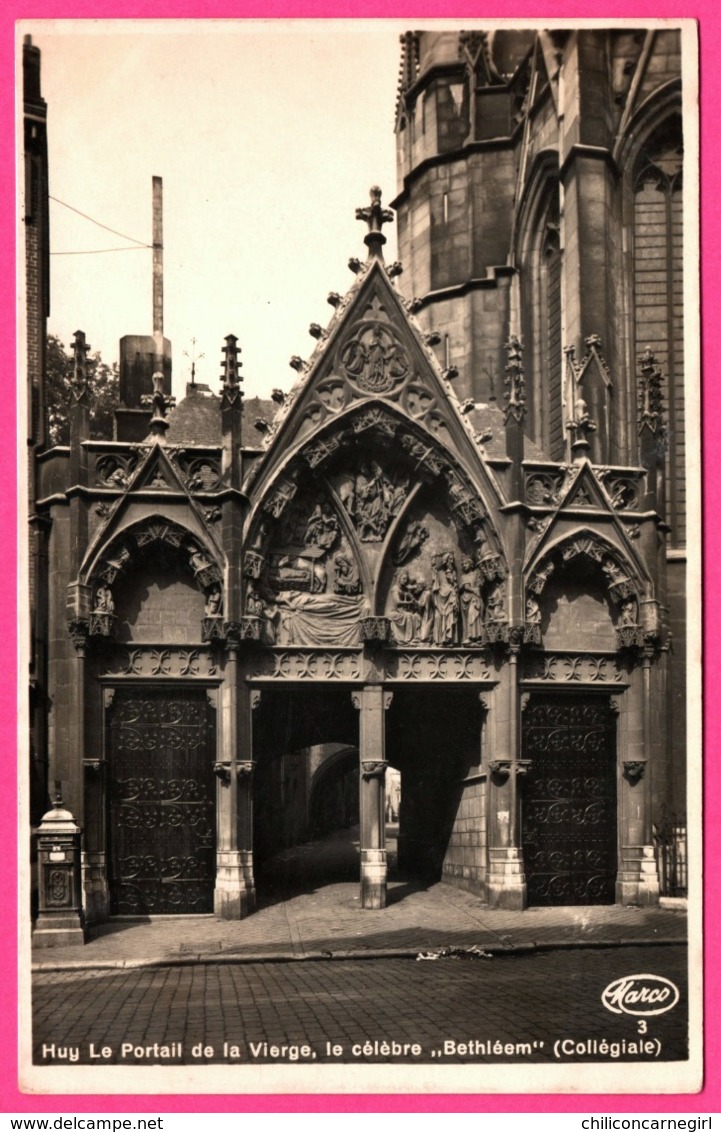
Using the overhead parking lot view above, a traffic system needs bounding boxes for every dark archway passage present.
[386,687,484,887]
[252,687,360,901]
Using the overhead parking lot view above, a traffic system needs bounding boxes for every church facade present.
[27,27,690,929]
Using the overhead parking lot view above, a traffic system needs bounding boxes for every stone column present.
[486,639,527,909]
[616,660,660,906]
[214,635,256,918]
[353,686,392,909]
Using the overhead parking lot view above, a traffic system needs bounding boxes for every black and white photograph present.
[20,19,700,1096]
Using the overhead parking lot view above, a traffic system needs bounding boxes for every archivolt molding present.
[523,529,657,653]
[613,78,682,170]
[73,516,225,640]
[248,403,504,557]
[243,404,509,644]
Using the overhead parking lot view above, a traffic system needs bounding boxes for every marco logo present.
[601,974,680,1016]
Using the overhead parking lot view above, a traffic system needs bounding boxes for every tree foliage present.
[46,334,120,446]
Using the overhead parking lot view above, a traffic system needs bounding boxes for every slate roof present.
[161,383,546,464]
[163,383,275,449]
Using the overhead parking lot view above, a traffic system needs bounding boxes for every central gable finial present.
[356,185,394,261]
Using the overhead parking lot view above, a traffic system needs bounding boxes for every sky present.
[22,20,405,398]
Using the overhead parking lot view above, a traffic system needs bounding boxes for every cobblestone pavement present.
[33,946,689,1067]
[33,829,687,972]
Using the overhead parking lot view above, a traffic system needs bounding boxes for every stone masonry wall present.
[441,776,487,894]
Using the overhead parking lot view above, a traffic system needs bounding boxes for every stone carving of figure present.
[205,587,222,617]
[389,569,427,644]
[107,545,131,571]
[303,502,339,551]
[602,558,625,585]
[459,557,483,644]
[353,461,408,542]
[526,595,542,624]
[94,585,114,613]
[619,599,637,626]
[245,584,278,644]
[430,551,460,646]
[355,462,386,541]
[573,397,596,431]
[486,581,506,622]
[269,554,327,595]
[333,555,361,595]
[245,585,265,617]
[190,546,211,573]
[394,521,429,565]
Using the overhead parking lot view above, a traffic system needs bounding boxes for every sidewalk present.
[33,827,687,971]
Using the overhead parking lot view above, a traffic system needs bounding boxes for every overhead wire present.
[51,247,151,256]
[49,194,153,255]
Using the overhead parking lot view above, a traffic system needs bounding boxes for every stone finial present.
[566,396,597,460]
[356,185,394,260]
[70,330,90,401]
[221,334,242,388]
[503,335,526,424]
[141,370,176,441]
[638,347,665,437]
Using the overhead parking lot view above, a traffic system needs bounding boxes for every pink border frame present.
[3,3,715,1113]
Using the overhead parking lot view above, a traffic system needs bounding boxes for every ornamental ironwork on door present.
[521,695,617,906]
[107,687,216,914]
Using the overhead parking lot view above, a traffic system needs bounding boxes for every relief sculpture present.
[254,489,366,647]
[336,460,409,542]
[388,550,462,647]
[459,557,484,644]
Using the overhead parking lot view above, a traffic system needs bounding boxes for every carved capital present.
[484,621,510,646]
[615,625,645,651]
[250,691,262,710]
[213,762,231,783]
[384,692,393,710]
[202,615,225,642]
[360,616,391,644]
[237,761,254,779]
[223,621,243,650]
[623,759,647,784]
[67,618,90,654]
[239,616,263,642]
[361,760,388,781]
[488,759,532,780]
[88,611,116,639]
[523,623,542,646]
[243,551,266,580]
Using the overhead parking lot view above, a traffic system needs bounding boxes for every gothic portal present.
[27,28,688,926]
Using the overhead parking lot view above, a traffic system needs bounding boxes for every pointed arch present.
[526,526,650,601]
[246,399,507,571]
[81,514,224,602]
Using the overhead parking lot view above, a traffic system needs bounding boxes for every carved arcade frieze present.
[98,646,219,679]
[245,649,363,682]
[385,651,494,682]
[522,653,626,684]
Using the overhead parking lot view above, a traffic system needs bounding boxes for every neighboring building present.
[24,34,50,829]
[28,27,690,931]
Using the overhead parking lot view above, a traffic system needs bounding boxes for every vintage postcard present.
[17,18,701,1098]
